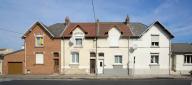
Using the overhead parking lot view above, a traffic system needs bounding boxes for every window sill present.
[34,64,44,65]
[183,64,192,66]
[149,63,160,66]
[113,64,123,66]
[150,46,159,48]
[109,46,119,48]
[35,46,44,48]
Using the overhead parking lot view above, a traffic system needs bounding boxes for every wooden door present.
[90,59,96,74]
[8,62,23,74]
[54,59,59,73]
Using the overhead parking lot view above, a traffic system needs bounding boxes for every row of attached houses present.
[2,16,192,75]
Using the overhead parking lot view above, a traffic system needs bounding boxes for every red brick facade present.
[24,24,61,74]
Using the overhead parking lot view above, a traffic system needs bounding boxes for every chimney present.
[125,15,130,25]
[65,16,70,25]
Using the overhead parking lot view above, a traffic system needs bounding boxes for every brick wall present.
[3,50,25,75]
[24,24,61,74]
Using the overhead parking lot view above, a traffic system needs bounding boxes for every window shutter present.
[151,35,159,42]
[36,53,44,64]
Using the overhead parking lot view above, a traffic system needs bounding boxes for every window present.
[114,55,122,64]
[151,35,159,47]
[53,52,59,57]
[184,55,192,64]
[75,38,82,46]
[35,35,43,47]
[99,53,104,57]
[151,54,159,64]
[36,53,44,64]
[90,52,96,57]
[72,52,79,64]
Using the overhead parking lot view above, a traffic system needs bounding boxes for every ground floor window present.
[151,54,159,64]
[184,55,192,64]
[72,52,79,64]
[114,55,122,64]
[35,53,44,64]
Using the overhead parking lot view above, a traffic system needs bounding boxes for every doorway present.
[53,59,59,73]
[98,59,104,74]
[90,59,96,74]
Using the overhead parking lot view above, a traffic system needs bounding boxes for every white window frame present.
[151,35,159,47]
[150,53,159,64]
[35,53,44,64]
[71,52,79,64]
[75,37,83,47]
[114,55,122,64]
[35,35,44,47]
[184,54,192,64]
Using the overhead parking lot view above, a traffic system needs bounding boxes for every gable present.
[22,22,54,39]
[140,21,174,39]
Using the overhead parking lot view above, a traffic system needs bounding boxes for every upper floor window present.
[184,55,192,64]
[151,35,159,47]
[151,53,159,64]
[35,52,44,64]
[72,52,79,64]
[114,55,122,64]
[35,35,43,47]
[75,38,82,46]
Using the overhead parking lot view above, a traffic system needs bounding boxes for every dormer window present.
[75,38,82,46]
[35,35,43,47]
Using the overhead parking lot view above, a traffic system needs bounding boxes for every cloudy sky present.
[0,0,192,50]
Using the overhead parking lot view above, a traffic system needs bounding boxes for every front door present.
[54,59,59,73]
[98,59,104,74]
[90,59,96,74]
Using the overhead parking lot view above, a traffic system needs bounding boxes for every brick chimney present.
[65,16,70,25]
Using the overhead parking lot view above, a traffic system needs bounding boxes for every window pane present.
[36,37,43,46]
[190,56,192,63]
[76,53,79,63]
[155,56,159,63]
[90,52,96,57]
[119,56,122,63]
[151,56,154,63]
[72,54,75,63]
[184,56,187,63]
[76,38,82,46]
[115,56,118,63]
[99,53,104,57]
[36,53,43,64]
[187,56,190,63]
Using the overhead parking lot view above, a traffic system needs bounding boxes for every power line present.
[0,28,23,34]
[91,0,97,22]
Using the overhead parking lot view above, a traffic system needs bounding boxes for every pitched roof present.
[138,21,174,38]
[172,43,192,54]
[47,23,66,38]
[130,22,148,36]
[22,22,54,38]
[62,22,133,38]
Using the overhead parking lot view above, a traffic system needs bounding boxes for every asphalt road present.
[0,79,192,85]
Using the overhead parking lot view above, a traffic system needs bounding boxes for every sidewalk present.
[0,74,191,80]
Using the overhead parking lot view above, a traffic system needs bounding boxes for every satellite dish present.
[132,44,138,50]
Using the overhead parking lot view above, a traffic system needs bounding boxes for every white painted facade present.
[60,22,173,75]
[129,24,171,75]
[172,54,192,75]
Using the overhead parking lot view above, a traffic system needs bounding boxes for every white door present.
[98,59,104,74]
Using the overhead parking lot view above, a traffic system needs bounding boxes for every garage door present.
[8,62,23,74]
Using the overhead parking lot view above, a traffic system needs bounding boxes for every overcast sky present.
[0,0,192,50]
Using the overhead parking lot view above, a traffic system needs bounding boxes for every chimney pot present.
[65,16,70,25]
